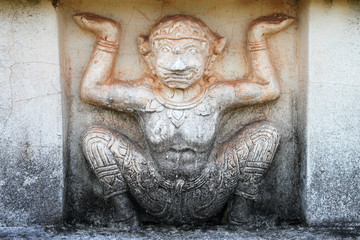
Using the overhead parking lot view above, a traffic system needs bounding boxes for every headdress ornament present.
[149,15,217,44]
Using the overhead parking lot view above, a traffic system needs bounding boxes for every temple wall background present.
[0,0,64,226]
[0,0,359,227]
[298,0,360,226]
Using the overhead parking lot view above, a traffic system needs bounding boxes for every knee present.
[83,125,115,150]
[83,126,130,163]
[247,121,281,145]
[233,121,280,148]
[243,121,281,164]
[82,126,117,168]
[231,121,280,166]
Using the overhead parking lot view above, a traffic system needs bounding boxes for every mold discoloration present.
[324,0,333,7]
[52,0,59,8]
[348,0,360,10]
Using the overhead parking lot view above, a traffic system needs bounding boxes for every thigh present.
[83,125,140,168]
[225,121,280,199]
[224,121,280,169]
[82,125,137,197]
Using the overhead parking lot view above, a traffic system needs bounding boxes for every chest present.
[139,100,220,151]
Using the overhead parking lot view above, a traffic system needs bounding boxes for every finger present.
[74,13,102,21]
[278,17,296,30]
[73,14,85,27]
[251,15,291,28]
[73,14,106,36]
[262,16,295,33]
[73,14,96,30]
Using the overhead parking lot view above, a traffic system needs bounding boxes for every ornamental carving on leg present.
[74,13,295,226]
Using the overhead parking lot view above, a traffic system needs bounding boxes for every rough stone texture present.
[299,0,360,226]
[59,0,300,225]
[73,11,292,225]
[0,0,358,231]
[1,225,360,240]
[0,0,64,226]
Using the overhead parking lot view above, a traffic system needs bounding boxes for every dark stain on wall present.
[324,0,333,7]
[348,0,360,10]
[52,0,59,8]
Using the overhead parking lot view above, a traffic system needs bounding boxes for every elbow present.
[80,86,113,107]
[80,87,94,104]
[268,87,281,101]
[80,88,88,102]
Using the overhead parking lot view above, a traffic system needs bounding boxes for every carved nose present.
[170,57,187,72]
[174,47,181,55]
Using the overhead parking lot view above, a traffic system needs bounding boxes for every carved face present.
[152,38,209,89]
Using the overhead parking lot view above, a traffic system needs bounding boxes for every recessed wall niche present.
[58,0,299,225]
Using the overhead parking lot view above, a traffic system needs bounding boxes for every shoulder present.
[117,76,155,100]
[206,76,235,97]
[204,75,240,110]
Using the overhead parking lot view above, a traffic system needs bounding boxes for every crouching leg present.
[227,121,280,224]
[82,125,138,226]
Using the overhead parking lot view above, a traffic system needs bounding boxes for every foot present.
[228,196,255,225]
[110,194,139,230]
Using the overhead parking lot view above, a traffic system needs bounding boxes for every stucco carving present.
[74,13,295,226]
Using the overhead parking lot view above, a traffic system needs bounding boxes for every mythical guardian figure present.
[74,13,295,226]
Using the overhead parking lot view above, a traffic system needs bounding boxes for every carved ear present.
[213,37,226,55]
[138,35,156,75]
[204,37,226,76]
[138,35,151,56]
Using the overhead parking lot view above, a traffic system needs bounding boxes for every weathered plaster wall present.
[1,0,358,228]
[59,0,300,224]
[0,0,64,226]
[299,0,360,226]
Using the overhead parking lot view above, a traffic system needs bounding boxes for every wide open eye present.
[189,48,199,54]
[161,46,171,53]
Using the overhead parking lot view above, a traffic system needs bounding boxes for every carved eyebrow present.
[158,40,175,47]
[184,43,201,48]
[183,44,203,51]
[153,39,175,49]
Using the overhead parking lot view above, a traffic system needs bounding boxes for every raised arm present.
[213,14,295,109]
[73,13,152,111]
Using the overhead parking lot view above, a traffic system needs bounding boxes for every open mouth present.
[162,72,195,86]
[158,66,199,80]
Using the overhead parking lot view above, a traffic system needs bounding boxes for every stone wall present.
[298,0,360,226]
[0,0,359,228]
[0,0,64,226]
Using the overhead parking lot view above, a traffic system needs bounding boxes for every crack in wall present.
[14,92,61,103]
[1,64,15,136]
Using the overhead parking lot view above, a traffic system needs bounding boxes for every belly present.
[150,148,211,179]
[130,106,236,223]
[141,110,219,178]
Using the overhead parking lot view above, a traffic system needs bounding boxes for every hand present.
[248,13,295,41]
[73,13,119,42]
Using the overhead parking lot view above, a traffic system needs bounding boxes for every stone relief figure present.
[73,13,295,226]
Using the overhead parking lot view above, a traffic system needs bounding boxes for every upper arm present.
[80,78,154,112]
[209,79,279,110]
